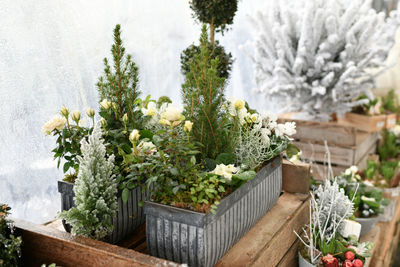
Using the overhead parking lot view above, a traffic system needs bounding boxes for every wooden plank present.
[282,159,311,194]
[338,113,386,133]
[311,142,377,181]
[359,225,380,267]
[294,132,378,167]
[276,239,300,267]
[14,219,182,267]
[215,193,309,267]
[279,113,358,147]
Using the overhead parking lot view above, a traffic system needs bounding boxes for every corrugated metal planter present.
[144,156,282,267]
[58,180,150,244]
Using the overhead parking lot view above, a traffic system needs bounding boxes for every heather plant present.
[59,124,118,240]
[0,204,22,267]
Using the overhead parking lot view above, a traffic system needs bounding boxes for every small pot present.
[355,216,379,236]
[299,252,317,267]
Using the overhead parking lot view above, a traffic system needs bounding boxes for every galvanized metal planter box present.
[58,180,150,244]
[144,156,282,267]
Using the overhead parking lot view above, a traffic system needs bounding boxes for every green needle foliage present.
[182,26,234,160]
[97,24,142,129]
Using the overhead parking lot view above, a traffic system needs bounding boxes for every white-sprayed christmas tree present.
[248,0,400,120]
[59,124,117,240]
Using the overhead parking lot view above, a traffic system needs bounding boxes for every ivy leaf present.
[286,144,300,158]
[216,153,235,165]
[233,171,256,181]
[122,188,130,203]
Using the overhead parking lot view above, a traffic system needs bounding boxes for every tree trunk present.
[210,19,215,46]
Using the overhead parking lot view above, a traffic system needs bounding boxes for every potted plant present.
[248,0,399,122]
[296,180,373,267]
[141,26,297,267]
[43,25,154,243]
[337,166,390,235]
[0,204,22,266]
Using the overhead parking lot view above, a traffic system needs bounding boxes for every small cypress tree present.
[59,124,118,240]
[182,26,233,160]
[97,24,142,129]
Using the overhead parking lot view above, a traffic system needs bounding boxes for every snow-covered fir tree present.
[59,124,117,240]
[248,0,400,120]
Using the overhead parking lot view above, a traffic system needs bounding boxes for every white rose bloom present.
[129,129,140,142]
[161,104,183,122]
[283,122,296,136]
[137,141,157,155]
[141,102,157,117]
[41,116,67,135]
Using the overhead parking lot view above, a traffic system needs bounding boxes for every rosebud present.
[71,110,81,123]
[322,254,339,267]
[344,251,355,261]
[159,118,171,126]
[100,117,107,126]
[129,129,140,143]
[352,259,363,267]
[184,121,193,132]
[122,113,128,124]
[100,99,111,110]
[112,102,118,111]
[86,108,95,118]
[60,106,69,118]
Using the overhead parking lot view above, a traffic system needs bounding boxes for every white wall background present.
[0,0,269,223]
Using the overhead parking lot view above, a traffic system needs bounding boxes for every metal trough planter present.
[58,180,151,244]
[144,156,282,267]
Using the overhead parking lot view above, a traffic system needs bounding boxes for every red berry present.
[353,259,363,267]
[345,251,355,261]
[342,260,353,267]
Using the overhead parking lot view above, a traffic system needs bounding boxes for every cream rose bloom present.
[137,140,157,156]
[161,104,184,122]
[42,116,67,135]
[141,102,157,117]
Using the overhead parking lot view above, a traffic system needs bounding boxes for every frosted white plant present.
[248,0,400,121]
[59,123,117,240]
[233,105,295,169]
[294,180,358,264]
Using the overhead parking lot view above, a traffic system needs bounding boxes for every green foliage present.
[190,0,238,34]
[380,160,398,182]
[182,26,235,160]
[59,125,118,240]
[378,130,400,161]
[0,204,22,267]
[97,24,142,129]
[380,89,400,114]
[181,40,233,79]
[352,94,379,115]
[363,158,399,188]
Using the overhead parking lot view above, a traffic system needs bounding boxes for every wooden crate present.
[338,113,387,133]
[279,113,379,181]
[386,113,397,129]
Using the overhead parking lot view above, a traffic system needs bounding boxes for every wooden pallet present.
[337,113,387,133]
